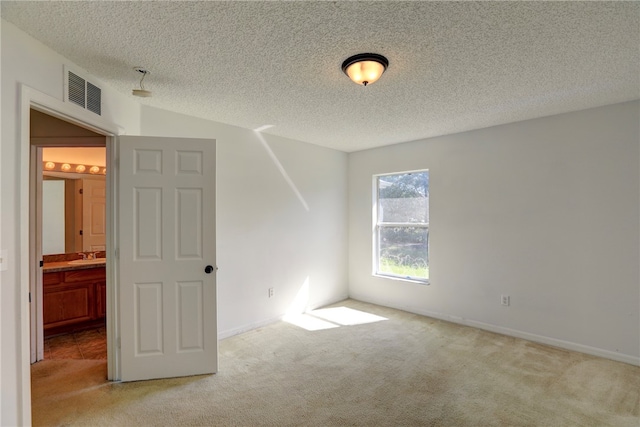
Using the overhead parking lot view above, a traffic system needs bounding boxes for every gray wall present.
[349,101,640,364]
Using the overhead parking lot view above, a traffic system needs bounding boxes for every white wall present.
[140,106,349,338]
[1,20,140,426]
[349,101,640,365]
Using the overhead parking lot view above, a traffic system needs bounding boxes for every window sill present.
[373,273,430,285]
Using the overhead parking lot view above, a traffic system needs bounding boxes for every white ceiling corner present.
[2,1,638,152]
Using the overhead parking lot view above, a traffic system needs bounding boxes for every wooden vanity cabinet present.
[96,281,107,318]
[43,267,106,337]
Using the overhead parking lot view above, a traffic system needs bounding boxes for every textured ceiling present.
[2,1,638,152]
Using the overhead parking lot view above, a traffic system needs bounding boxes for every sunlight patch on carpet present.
[284,307,388,331]
[283,313,340,331]
[309,307,388,326]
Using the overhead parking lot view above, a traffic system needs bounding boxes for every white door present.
[118,136,217,381]
[82,178,106,252]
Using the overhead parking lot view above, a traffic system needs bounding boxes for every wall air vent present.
[64,66,102,116]
[67,71,86,108]
[86,82,102,115]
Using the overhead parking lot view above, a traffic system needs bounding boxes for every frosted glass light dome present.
[342,53,389,86]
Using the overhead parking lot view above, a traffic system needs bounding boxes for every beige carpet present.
[31,299,639,426]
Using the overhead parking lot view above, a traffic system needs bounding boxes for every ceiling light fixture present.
[341,53,389,86]
[132,67,152,97]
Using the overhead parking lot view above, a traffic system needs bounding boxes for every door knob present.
[205,265,215,274]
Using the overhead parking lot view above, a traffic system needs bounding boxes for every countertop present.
[43,259,106,273]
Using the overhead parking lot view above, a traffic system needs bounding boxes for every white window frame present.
[373,170,429,284]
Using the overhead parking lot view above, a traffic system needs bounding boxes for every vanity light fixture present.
[42,161,106,175]
[132,67,152,97]
[341,53,389,86]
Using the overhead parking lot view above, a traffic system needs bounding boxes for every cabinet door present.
[96,281,107,319]
[43,282,94,329]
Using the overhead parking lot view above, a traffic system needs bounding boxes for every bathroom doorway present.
[30,109,108,363]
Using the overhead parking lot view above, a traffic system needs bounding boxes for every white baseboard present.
[464,317,640,367]
[218,293,349,340]
[307,293,350,311]
[219,316,282,340]
[350,294,640,367]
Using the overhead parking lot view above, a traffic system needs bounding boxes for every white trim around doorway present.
[18,84,123,426]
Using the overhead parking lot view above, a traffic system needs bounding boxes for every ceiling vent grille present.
[64,67,102,115]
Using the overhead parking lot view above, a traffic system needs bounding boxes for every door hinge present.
[29,292,31,303]
[117,337,121,349]
[79,230,83,235]
[79,188,83,194]
[39,260,44,267]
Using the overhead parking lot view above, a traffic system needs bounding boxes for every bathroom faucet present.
[78,252,87,260]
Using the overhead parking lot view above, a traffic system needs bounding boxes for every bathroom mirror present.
[42,178,66,254]
[42,173,106,255]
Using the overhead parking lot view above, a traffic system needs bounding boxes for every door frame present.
[18,84,123,425]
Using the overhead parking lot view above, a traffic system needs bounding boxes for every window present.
[374,170,429,283]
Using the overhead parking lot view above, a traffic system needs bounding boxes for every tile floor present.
[44,327,107,360]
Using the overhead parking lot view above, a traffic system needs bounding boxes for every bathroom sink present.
[68,258,106,265]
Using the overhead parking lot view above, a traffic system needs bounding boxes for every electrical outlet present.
[501,295,510,306]
[268,287,274,298]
